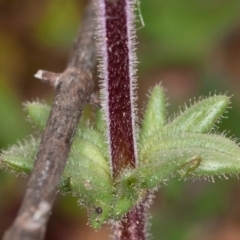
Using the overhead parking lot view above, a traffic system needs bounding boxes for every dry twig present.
[3,1,96,239]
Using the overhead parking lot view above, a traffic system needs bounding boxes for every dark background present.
[1,0,240,239]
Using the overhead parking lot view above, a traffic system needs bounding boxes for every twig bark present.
[2,1,96,240]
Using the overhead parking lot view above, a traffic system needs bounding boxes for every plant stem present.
[97,0,147,239]
[114,203,147,240]
[2,1,96,240]
[98,0,138,179]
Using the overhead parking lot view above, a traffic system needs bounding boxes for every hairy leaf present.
[140,85,166,141]
[118,139,240,205]
[76,127,108,159]
[95,109,106,134]
[0,137,39,174]
[24,101,50,130]
[140,132,240,162]
[140,95,230,158]
[167,95,230,133]
[65,150,113,229]
[0,134,114,229]
[1,94,240,230]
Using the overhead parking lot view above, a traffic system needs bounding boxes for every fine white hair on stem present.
[96,0,139,175]
[126,0,139,166]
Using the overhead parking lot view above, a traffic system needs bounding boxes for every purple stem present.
[106,0,136,177]
[98,0,138,178]
[114,203,148,240]
[97,0,147,239]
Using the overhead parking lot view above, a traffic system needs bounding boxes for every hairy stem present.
[114,203,148,240]
[97,0,138,178]
[105,0,137,178]
[97,0,147,239]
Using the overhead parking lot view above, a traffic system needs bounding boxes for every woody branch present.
[3,1,96,240]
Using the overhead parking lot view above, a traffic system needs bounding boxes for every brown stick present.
[2,1,96,240]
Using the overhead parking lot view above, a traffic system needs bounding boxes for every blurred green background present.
[1,0,240,239]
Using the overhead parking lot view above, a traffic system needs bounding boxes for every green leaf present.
[24,101,51,130]
[140,95,230,158]
[140,132,240,162]
[1,94,239,230]
[141,131,240,183]
[65,149,113,229]
[114,152,201,218]
[76,126,108,159]
[115,131,240,213]
[95,109,106,134]
[118,151,201,195]
[71,138,109,173]
[0,137,39,174]
[140,85,166,141]
[119,135,240,203]
[166,95,230,133]
[0,132,113,229]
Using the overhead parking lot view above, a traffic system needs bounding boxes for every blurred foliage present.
[33,0,80,47]
[139,0,240,68]
[1,0,240,239]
